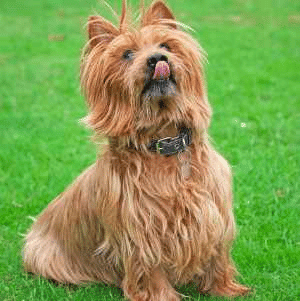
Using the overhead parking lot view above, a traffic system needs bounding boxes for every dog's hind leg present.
[23,162,119,285]
[23,225,85,284]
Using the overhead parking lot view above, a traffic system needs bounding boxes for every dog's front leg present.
[122,253,179,301]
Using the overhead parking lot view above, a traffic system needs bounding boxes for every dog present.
[23,1,249,300]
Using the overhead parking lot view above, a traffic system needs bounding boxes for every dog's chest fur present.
[98,146,224,283]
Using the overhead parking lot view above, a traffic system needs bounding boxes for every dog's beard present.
[142,78,176,100]
[141,69,177,116]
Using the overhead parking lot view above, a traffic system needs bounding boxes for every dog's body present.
[23,1,249,299]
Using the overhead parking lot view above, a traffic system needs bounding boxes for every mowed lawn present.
[0,0,299,300]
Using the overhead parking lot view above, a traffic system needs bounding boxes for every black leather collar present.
[147,127,192,156]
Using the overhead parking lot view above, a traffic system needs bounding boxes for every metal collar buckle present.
[156,137,172,154]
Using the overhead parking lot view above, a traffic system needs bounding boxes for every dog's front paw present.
[124,284,180,301]
[131,291,180,301]
[210,280,251,297]
[198,273,250,297]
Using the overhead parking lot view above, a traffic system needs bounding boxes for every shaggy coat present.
[23,1,249,300]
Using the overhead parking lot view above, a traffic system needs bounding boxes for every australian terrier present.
[23,1,249,300]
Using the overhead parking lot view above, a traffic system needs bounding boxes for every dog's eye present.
[159,43,170,51]
[123,50,134,61]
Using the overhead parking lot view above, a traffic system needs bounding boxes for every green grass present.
[1,0,299,300]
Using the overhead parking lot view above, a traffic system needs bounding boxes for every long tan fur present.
[23,1,250,300]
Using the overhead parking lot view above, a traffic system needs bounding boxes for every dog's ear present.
[142,1,176,29]
[88,16,119,48]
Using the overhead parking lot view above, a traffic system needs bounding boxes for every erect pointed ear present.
[88,16,119,48]
[142,1,176,29]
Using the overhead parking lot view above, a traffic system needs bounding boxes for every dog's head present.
[81,0,211,142]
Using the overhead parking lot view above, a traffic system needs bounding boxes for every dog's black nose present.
[147,53,168,68]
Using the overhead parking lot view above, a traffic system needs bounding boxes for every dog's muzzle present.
[142,53,176,99]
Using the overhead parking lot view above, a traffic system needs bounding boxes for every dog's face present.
[81,1,211,140]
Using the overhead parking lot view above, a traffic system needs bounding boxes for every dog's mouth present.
[141,61,177,103]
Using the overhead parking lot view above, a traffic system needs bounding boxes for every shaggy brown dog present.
[23,1,249,300]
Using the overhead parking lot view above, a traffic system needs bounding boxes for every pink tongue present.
[153,61,170,80]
